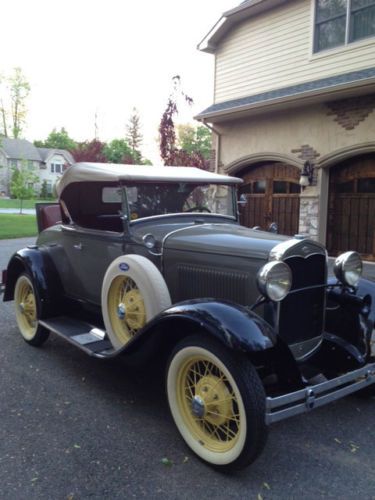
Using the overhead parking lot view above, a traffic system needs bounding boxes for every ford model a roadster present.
[2,162,375,471]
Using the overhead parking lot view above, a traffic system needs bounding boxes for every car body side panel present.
[37,225,125,305]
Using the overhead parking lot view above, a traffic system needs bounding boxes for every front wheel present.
[166,336,268,471]
[14,273,50,346]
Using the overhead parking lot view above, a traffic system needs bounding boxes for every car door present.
[60,225,124,305]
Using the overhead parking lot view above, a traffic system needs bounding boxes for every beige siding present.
[214,0,375,103]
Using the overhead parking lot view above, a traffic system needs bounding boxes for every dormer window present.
[51,163,62,173]
[314,0,375,53]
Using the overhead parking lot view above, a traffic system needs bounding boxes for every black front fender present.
[125,299,278,356]
[357,277,375,326]
[3,246,63,318]
[326,277,374,359]
[117,299,302,390]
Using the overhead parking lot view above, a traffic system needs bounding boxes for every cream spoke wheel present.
[107,276,147,345]
[179,356,239,448]
[14,274,50,346]
[167,336,267,470]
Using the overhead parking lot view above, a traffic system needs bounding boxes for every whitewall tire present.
[14,273,50,346]
[101,255,171,350]
[166,336,267,470]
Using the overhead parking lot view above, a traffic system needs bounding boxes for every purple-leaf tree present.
[159,76,209,170]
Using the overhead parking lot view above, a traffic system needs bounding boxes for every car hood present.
[163,223,289,261]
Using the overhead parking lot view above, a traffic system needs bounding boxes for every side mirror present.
[238,194,247,207]
[268,222,278,234]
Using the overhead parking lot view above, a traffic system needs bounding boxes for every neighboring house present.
[0,138,74,197]
[196,0,375,261]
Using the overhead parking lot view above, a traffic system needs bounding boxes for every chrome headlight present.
[334,251,362,287]
[257,261,292,302]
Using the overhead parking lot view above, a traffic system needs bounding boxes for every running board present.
[39,317,115,357]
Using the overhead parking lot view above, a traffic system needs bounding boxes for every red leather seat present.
[39,204,62,231]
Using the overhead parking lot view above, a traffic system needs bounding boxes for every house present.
[196,0,375,261]
[0,138,74,197]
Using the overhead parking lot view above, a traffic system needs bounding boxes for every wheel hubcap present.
[117,303,126,320]
[195,374,232,426]
[191,395,205,418]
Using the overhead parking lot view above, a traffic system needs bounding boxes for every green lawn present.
[0,214,38,239]
[0,198,55,209]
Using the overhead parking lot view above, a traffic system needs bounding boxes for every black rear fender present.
[3,247,64,318]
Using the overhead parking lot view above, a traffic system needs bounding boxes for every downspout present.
[201,120,221,174]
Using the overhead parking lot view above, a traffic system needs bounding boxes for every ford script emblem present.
[119,262,129,272]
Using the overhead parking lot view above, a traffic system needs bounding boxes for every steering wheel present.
[185,206,211,213]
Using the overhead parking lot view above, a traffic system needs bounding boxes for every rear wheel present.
[14,273,49,346]
[166,336,267,471]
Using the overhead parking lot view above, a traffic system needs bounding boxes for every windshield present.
[124,183,236,220]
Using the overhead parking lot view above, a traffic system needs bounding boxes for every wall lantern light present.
[299,160,314,188]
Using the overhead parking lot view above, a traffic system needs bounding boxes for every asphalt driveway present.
[0,238,374,499]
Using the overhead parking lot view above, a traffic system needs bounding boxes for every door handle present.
[73,243,83,250]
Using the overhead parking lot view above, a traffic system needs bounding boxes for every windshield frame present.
[121,181,239,223]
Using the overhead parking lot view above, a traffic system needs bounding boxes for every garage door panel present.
[327,155,375,261]
[239,163,300,236]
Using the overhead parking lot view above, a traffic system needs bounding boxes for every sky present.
[1,0,236,162]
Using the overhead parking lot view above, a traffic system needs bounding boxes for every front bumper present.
[266,362,375,424]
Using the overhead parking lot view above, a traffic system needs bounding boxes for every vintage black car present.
[2,162,375,471]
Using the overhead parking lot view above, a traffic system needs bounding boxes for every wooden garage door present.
[327,155,375,261]
[239,163,301,236]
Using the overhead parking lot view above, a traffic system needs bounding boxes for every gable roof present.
[0,137,42,161]
[0,138,74,165]
[37,147,74,164]
[198,0,289,53]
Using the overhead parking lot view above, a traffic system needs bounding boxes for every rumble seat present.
[36,203,62,233]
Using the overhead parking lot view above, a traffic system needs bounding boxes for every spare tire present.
[101,255,171,350]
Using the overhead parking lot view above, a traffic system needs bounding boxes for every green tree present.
[126,108,143,159]
[103,138,138,164]
[40,180,49,199]
[10,161,39,213]
[34,127,77,151]
[177,124,212,160]
[9,67,30,138]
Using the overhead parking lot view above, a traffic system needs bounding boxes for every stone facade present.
[298,196,319,240]
[326,94,375,131]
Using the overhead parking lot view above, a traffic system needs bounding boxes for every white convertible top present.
[56,162,242,196]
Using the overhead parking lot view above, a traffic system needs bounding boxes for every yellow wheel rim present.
[107,276,146,345]
[176,355,241,453]
[15,276,38,340]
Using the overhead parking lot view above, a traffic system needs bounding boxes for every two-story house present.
[197,0,375,261]
[0,138,74,197]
